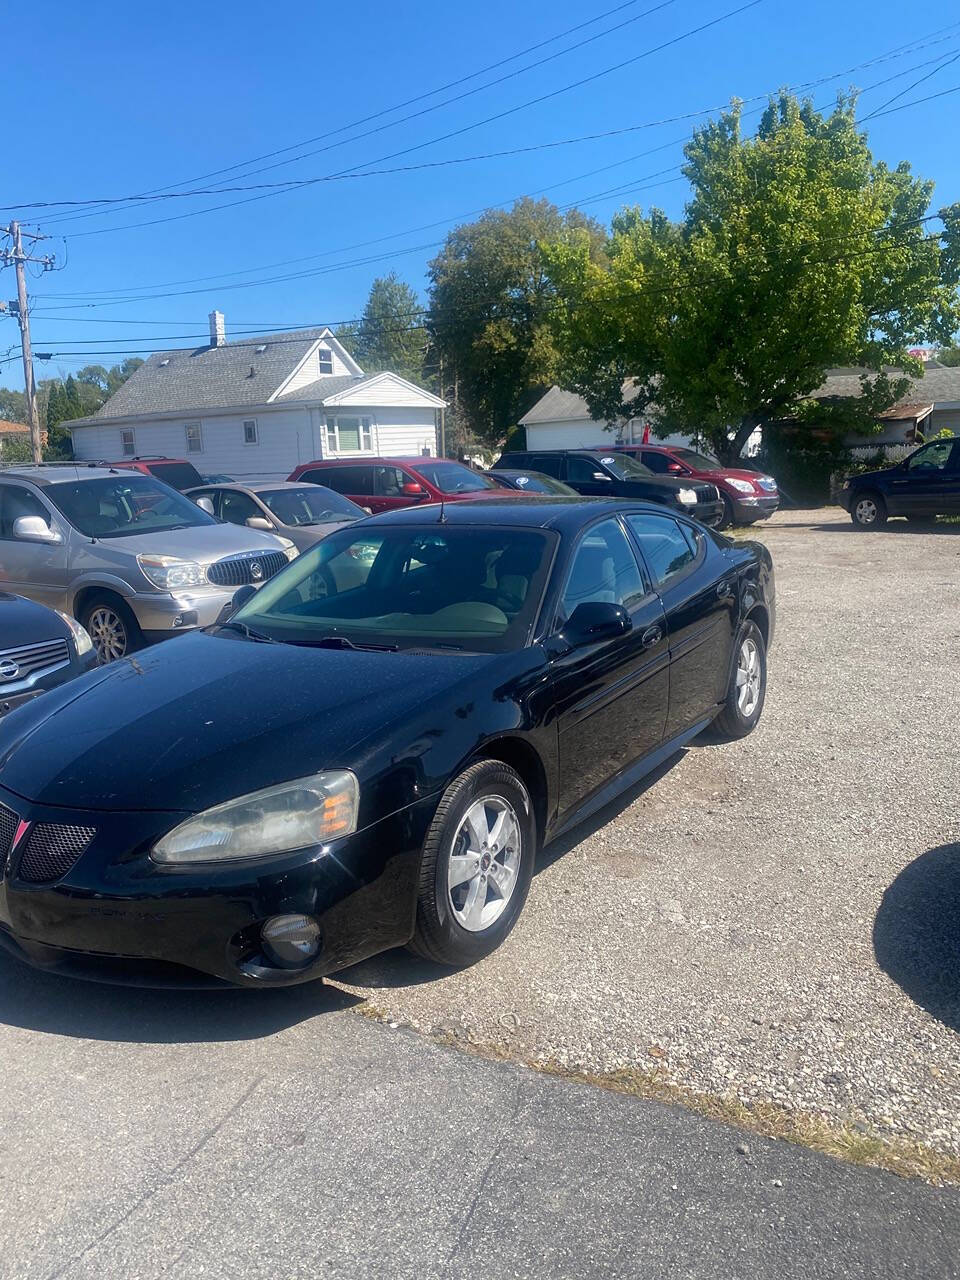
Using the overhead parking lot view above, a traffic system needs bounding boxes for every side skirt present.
[547,714,716,845]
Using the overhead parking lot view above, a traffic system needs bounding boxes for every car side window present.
[307,466,373,495]
[220,490,262,526]
[626,513,701,587]
[907,440,956,472]
[640,450,672,473]
[526,454,562,478]
[565,456,610,484]
[375,466,406,496]
[560,518,647,619]
[0,484,52,540]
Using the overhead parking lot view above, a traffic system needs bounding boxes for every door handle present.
[641,624,662,649]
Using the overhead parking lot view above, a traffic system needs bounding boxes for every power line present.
[859,47,960,120]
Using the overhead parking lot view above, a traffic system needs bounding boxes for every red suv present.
[614,445,779,527]
[287,457,513,513]
[105,456,204,492]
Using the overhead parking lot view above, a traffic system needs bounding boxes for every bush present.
[758,433,852,506]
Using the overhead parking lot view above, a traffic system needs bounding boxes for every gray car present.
[187,481,366,553]
[0,466,298,663]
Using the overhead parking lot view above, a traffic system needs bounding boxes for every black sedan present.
[0,499,774,987]
[0,591,97,719]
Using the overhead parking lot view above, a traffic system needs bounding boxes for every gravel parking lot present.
[336,508,960,1159]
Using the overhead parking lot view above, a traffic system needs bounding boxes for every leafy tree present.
[542,95,960,461]
[0,387,27,423]
[427,198,607,446]
[937,344,960,366]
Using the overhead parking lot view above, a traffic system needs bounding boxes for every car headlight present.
[137,554,208,589]
[152,770,359,863]
[56,610,94,657]
[277,537,299,562]
[727,478,756,494]
[677,487,697,504]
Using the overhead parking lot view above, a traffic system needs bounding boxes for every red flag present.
[641,423,651,444]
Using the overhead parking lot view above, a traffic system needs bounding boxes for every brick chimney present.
[209,310,226,348]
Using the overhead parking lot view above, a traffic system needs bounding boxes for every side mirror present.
[12,515,62,545]
[401,481,425,497]
[245,516,274,531]
[194,497,216,515]
[559,601,631,649]
[362,506,373,515]
[230,584,258,614]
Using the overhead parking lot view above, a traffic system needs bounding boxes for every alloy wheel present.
[735,637,762,718]
[855,497,878,525]
[87,606,129,664]
[447,796,522,932]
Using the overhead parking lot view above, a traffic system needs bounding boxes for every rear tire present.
[850,492,887,528]
[409,760,536,967]
[714,620,766,740]
[77,593,144,665]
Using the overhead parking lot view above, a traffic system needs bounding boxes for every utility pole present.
[2,222,56,464]
[438,350,446,457]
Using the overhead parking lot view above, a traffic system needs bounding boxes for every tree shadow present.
[0,952,360,1044]
[873,843,960,1032]
[809,519,960,535]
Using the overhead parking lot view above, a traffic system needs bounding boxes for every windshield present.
[47,475,217,539]
[506,472,576,495]
[260,486,362,526]
[414,461,498,494]
[671,448,721,469]
[232,524,557,653]
[596,453,653,479]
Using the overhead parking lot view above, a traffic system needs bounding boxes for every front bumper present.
[0,786,439,987]
[685,499,725,528]
[128,587,236,640]
[729,494,779,523]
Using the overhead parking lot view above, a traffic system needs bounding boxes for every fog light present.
[261,914,322,969]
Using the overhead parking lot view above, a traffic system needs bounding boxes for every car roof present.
[190,480,331,493]
[0,464,135,486]
[501,448,619,459]
[356,495,674,531]
[294,457,462,469]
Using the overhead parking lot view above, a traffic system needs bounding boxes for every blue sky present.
[2,0,958,388]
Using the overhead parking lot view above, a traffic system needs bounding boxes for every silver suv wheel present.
[87,605,130,663]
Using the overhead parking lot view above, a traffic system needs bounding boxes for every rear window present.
[145,462,203,491]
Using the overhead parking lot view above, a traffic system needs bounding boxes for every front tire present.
[851,492,887,528]
[714,620,767,740]
[409,760,536,967]
[78,593,144,664]
[718,495,736,530]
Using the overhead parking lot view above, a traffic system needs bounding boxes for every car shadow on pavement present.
[0,954,361,1043]
[873,842,960,1032]
[810,520,960,535]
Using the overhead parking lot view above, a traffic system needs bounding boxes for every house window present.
[120,428,135,457]
[243,419,258,445]
[185,422,203,453]
[324,415,373,454]
[318,348,333,375]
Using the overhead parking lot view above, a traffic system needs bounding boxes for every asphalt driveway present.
[335,508,960,1158]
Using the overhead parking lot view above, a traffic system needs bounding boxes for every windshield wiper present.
[289,635,399,652]
[219,620,280,644]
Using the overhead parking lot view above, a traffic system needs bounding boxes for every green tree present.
[937,344,960,366]
[427,198,607,446]
[348,274,427,381]
[543,95,960,461]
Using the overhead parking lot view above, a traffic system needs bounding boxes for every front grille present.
[695,483,720,503]
[17,822,95,884]
[0,638,70,686]
[0,803,17,872]
[207,550,287,588]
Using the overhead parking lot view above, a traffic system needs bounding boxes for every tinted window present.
[504,472,574,495]
[307,466,374,495]
[46,476,216,539]
[671,448,721,469]
[600,453,653,479]
[0,485,52,539]
[561,518,646,617]
[147,462,203,491]
[566,456,613,484]
[234,526,557,654]
[627,513,699,586]
[260,487,360,525]
[906,440,958,472]
[526,454,562,478]
[640,451,674,473]
[413,461,496,494]
[220,490,263,526]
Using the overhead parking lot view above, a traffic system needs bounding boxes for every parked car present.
[288,456,514,513]
[187,481,366,552]
[494,449,724,526]
[0,496,774,988]
[613,445,779,528]
[841,436,960,528]
[105,456,205,492]
[482,469,579,496]
[0,466,298,664]
[0,592,97,720]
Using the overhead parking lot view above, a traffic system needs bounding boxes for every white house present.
[69,312,446,478]
[519,383,700,452]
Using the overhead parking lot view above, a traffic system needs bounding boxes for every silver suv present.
[0,466,297,663]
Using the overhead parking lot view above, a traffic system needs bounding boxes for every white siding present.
[931,407,960,435]
[280,344,354,396]
[524,418,729,452]
[332,377,441,408]
[322,406,436,459]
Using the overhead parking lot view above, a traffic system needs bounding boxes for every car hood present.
[697,467,774,487]
[0,592,71,648]
[88,523,288,565]
[846,466,897,485]
[0,631,494,812]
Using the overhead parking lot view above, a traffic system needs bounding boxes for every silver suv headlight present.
[277,537,299,562]
[137,553,208,589]
[152,770,360,863]
[56,611,94,657]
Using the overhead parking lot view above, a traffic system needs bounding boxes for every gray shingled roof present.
[519,381,644,425]
[72,327,341,423]
[815,364,960,409]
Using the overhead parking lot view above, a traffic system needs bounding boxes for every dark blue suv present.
[841,436,960,527]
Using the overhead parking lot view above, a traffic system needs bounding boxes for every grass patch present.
[353,1003,960,1186]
